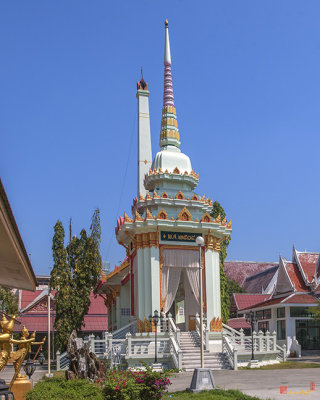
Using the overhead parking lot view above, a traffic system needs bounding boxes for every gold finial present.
[165,19,168,26]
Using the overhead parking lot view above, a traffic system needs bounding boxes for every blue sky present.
[1,1,320,275]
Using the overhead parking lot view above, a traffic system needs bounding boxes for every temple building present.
[97,20,231,334]
[231,246,320,356]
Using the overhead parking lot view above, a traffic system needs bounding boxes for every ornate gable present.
[177,207,192,222]
[28,297,54,313]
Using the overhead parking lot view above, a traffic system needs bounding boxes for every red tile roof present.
[297,253,319,283]
[243,266,278,293]
[241,295,289,310]
[283,294,318,304]
[227,317,251,330]
[15,315,54,332]
[16,290,107,333]
[233,293,271,311]
[224,261,278,286]
[21,290,43,309]
[285,263,309,292]
[15,314,108,332]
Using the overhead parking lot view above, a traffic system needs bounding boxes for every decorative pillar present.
[204,235,222,324]
[137,247,145,320]
[143,245,152,318]
[150,246,160,315]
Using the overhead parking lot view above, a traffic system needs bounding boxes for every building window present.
[120,308,131,316]
[256,309,271,320]
[277,308,285,318]
[258,321,269,333]
[277,320,286,340]
[290,307,315,318]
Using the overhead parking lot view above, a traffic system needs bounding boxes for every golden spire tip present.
[165,19,168,26]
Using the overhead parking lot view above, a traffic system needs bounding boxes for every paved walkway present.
[168,369,320,400]
[2,365,320,400]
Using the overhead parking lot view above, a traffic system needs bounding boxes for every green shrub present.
[26,377,103,400]
[103,367,171,400]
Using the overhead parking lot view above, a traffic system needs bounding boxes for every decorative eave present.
[144,169,199,191]
[115,214,231,247]
[293,246,310,286]
[99,258,130,288]
[131,192,213,216]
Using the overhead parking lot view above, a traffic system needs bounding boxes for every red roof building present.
[15,277,108,339]
[238,246,320,356]
[224,261,278,287]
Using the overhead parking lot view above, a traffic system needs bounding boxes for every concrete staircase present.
[180,331,231,371]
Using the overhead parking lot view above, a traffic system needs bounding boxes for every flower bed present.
[104,367,171,400]
[27,367,171,400]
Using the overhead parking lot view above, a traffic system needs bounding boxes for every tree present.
[210,201,231,323]
[50,209,102,350]
[0,286,18,315]
[227,278,246,318]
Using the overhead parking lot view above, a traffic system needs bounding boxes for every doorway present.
[296,320,320,350]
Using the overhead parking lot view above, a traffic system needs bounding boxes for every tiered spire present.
[159,20,181,149]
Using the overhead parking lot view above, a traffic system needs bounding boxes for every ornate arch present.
[175,190,185,200]
[201,212,212,223]
[177,207,192,221]
[157,208,168,220]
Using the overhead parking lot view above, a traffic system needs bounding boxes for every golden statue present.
[0,314,46,388]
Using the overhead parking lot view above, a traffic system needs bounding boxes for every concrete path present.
[2,365,320,400]
[0,364,48,386]
[168,369,320,400]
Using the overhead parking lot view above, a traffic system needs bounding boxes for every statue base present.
[10,376,32,400]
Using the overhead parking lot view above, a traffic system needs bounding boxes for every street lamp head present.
[153,310,159,325]
[195,236,204,246]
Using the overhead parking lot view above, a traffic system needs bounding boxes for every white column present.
[115,296,121,330]
[137,88,152,197]
[137,248,145,320]
[143,246,152,318]
[205,249,221,324]
[150,246,160,314]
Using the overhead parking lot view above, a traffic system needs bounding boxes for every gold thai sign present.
[160,231,202,243]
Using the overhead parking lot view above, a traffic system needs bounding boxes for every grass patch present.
[239,361,320,370]
[163,389,264,400]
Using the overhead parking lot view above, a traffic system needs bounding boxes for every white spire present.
[164,19,171,65]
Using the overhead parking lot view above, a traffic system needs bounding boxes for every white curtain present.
[161,249,200,314]
[184,272,201,326]
[161,266,181,313]
[162,249,199,268]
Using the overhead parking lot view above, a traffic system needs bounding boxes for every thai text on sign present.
[160,231,202,243]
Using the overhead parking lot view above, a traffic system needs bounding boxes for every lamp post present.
[149,310,160,364]
[38,352,45,366]
[23,356,36,383]
[0,380,14,400]
[245,310,258,361]
[195,236,204,369]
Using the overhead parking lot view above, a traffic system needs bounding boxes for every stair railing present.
[56,350,70,371]
[167,313,182,369]
[167,313,180,345]
[195,313,208,349]
[112,319,138,339]
[168,331,182,369]
[222,335,237,370]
